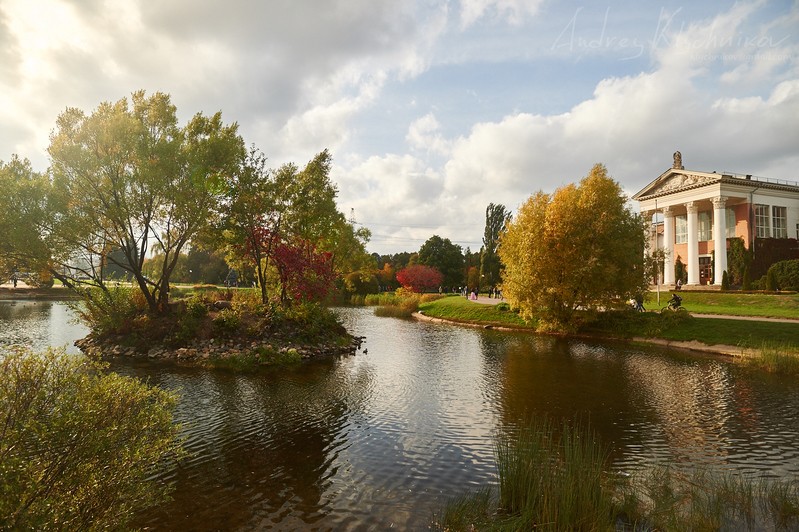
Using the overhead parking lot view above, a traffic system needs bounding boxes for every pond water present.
[3,302,799,530]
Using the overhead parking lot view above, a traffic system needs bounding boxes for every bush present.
[0,348,183,530]
[496,302,511,311]
[721,270,730,291]
[213,308,241,335]
[71,285,145,335]
[766,268,778,291]
[742,267,752,290]
[767,259,799,291]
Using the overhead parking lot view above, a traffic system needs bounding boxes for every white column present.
[712,196,728,286]
[686,201,700,285]
[662,207,675,285]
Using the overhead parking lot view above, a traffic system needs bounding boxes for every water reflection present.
[0,300,88,354]
[3,304,799,529]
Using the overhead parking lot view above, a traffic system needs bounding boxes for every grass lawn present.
[418,295,534,329]
[645,290,799,319]
[584,312,799,350]
[420,295,799,351]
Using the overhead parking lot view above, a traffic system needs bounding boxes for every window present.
[755,204,770,238]
[698,212,713,241]
[675,214,687,243]
[725,208,736,238]
[773,206,787,238]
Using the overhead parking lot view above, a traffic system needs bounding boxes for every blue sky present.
[2,0,797,254]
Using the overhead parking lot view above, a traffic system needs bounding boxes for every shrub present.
[213,308,241,335]
[742,267,752,290]
[767,259,799,291]
[0,348,183,530]
[721,270,730,291]
[71,285,144,335]
[496,302,511,311]
[766,268,778,291]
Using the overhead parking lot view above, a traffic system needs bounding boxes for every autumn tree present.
[498,164,647,332]
[417,235,464,287]
[45,90,244,313]
[396,264,443,293]
[480,203,511,289]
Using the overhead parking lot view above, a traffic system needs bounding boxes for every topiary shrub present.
[721,270,730,291]
[766,268,778,291]
[742,267,752,290]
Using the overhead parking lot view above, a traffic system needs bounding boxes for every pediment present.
[635,171,719,199]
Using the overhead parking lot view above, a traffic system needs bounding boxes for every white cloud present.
[459,0,544,29]
[1,0,797,256]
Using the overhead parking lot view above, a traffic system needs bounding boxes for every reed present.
[438,420,799,530]
[745,341,799,375]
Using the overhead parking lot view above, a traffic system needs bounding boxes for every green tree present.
[498,164,647,332]
[0,348,182,530]
[185,247,229,284]
[280,150,372,276]
[417,235,464,287]
[45,90,244,313]
[480,203,511,289]
[218,148,371,303]
[0,156,53,281]
[216,145,280,302]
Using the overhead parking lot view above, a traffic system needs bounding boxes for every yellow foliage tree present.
[499,164,647,332]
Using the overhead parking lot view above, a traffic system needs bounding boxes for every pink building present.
[634,152,799,287]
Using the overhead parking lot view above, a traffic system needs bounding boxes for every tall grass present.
[438,419,799,530]
[619,466,799,530]
[745,342,799,375]
[437,417,614,530]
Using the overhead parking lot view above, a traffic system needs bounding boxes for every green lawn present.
[419,294,799,351]
[645,290,799,319]
[418,295,534,329]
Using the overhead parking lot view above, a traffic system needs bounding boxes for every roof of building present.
[633,151,799,201]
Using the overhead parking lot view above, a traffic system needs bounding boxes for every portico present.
[634,152,799,287]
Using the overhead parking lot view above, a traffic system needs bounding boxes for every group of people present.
[457,286,503,300]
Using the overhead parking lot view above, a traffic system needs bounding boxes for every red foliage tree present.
[395,264,443,293]
[273,238,335,303]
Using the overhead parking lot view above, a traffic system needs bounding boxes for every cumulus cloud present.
[1,0,796,255]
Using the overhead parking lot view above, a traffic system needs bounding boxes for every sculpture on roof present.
[673,151,684,169]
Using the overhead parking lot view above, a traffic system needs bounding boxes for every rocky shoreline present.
[75,334,365,366]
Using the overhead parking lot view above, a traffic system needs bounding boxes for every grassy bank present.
[645,290,799,319]
[418,295,534,329]
[418,296,799,354]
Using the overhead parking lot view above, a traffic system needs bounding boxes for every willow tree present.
[46,90,244,313]
[498,164,647,332]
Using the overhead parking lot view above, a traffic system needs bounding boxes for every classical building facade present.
[634,152,799,287]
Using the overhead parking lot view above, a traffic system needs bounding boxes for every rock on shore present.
[75,334,365,366]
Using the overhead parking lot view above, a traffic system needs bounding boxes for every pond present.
[3,302,799,530]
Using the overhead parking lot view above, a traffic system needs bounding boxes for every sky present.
[2,0,798,255]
